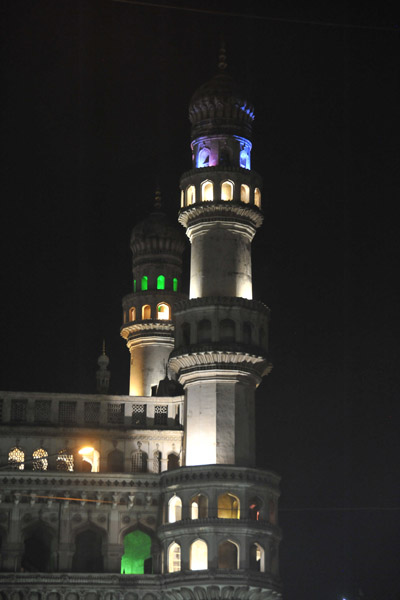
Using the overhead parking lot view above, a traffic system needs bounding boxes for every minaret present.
[121,190,186,396]
[169,46,272,466]
[96,339,110,393]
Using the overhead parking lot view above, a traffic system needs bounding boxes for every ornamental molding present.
[173,297,270,315]
[160,465,281,488]
[120,322,175,340]
[178,202,263,229]
[168,351,272,381]
[180,166,261,181]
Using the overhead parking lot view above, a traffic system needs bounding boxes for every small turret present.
[96,340,110,394]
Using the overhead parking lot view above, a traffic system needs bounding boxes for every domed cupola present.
[189,45,255,142]
[121,190,187,396]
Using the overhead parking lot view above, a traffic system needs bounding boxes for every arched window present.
[243,322,252,345]
[190,539,208,570]
[107,449,124,472]
[168,496,182,523]
[142,304,151,320]
[218,493,240,519]
[187,185,196,205]
[21,524,54,572]
[218,540,239,569]
[221,180,233,201]
[173,277,178,292]
[182,322,190,346]
[250,543,265,572]
[220,319,235,342]
[201,180,213,202]
[168,542,181,573]
[157,275,165,290]
[133,279,137,292]
[132,449,147,473]
[168,453,180,470]
[72,528,104,573]
[32,448,48,471]
[197,319,211,343]
[157,302,171,320]
[121,530,152,574]
[180,190,184,208]
[240,149,249,169]
[129,307,136,321]
[190,494,208,519]
[141,276,148,291]
[56,449,74,472]
[78,447,100,472]
[8,447,24,470]
[249,497,263,521]
[198,148,210,167]
[153,449,162,473]
[240,184,250,204]
[254,188,261,208]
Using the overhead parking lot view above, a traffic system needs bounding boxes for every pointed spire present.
[97,340,110,394]
[218,39,227,72]
[102,338,106,355]
[154,186,162,211]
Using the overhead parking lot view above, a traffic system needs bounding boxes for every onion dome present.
[130,189,186,260]
[189,44,255,140]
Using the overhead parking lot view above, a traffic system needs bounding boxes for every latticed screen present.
[59,401,76,424]
[85,402,100,425]
[56,449,74,471]
[32,448,48,471]
[8,447,24,470]
[132,450,147,473]
[154,405,168,426]
[34,400,51,423]
[107,403,124,424]
[132,404,146,426]
[11,399,27,422]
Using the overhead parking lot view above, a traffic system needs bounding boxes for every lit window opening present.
[187,185,196,205]
[157,302,171,320]
[78,446,100,472]
[168,495,182,523]
[168,542,181,573]
[254,188,261,208]
[221,180,233,201]
[129,307,136,321]
[32,448,48,471]
[190,539,208,570]
[201,180,213,202]
[141,276,148,291]
[157,275,165,290]
[8,447,24,470]
[173,278,178,292]
[240,184,250,204]
[142,304,151,320]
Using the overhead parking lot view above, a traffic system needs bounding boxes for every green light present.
[173,278,178,292]
[121,530,151,574]
[157,275,165,290]
[141,276,148,291]
[133,280,136,292]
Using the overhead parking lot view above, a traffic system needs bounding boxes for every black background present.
[1,1,399,598]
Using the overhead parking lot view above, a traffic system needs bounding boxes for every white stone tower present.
[121,190,186,396]
[169,47,272,467]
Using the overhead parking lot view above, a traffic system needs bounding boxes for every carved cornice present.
[120,322,175,340]
[160,465,281,488]
[173,296,270,315]
[169,350,272,381]
[178,202,263,229]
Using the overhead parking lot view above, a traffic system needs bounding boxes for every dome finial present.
[218,39,227,72]
[154,186,162,211]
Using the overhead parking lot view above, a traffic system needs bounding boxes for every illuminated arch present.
[198,148,210,167]
[121,529,152,574]
[189,539,208,570]
[180,190,184,208]
[190,494,208,519]
[187,185,196,205]
[240,184,250,204]
[201,180,213,202]
[168,495,182,523]
[78,446,100,472]
[157,302,171,320]
[254,188,261,208]
[129,307,136,321]
[56,448,74,472]
[240,149,249,169]
[141,276,148,291]
[221,180,233,201]
[250,542,265,572]
[173,277,178,292]
[218,540,239,569]
[32,448,48,471]
[157,275,165,290]
[168,542,181,572]
[218,493,240,519]
[8,446,24,470]
[142,304,151,320]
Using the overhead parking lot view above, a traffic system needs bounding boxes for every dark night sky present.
[1,1,399,598]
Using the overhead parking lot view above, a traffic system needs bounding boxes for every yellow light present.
[79,446,94,455]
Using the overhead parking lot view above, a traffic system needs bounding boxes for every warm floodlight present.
[78,446,100,472]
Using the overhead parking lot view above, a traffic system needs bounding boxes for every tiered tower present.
[169,48,272,467]
[121,190,186,396]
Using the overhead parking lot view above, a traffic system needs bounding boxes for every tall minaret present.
[121,190,186,396]
[169,47,272,466]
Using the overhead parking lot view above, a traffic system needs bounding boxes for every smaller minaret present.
[121,190,187,396]
[96,339,110,394]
